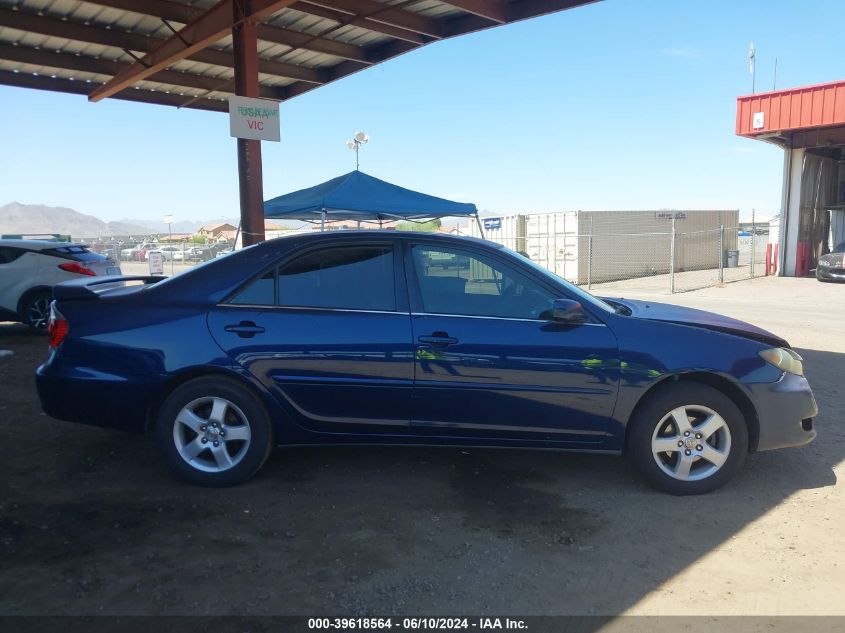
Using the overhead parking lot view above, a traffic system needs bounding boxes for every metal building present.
[736,80,845,276]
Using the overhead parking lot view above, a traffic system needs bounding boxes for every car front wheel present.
[156,377,273,487]
[628,383,748,495]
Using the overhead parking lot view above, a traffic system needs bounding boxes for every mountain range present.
[0,202,239,238]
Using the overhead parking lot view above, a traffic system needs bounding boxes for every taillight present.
[58,262,96,276]
[47,305,69,349]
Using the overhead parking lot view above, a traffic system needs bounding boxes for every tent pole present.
[475,213,486,239]
[321,210,326,232]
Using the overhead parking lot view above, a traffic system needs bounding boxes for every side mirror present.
[547,298,587,324]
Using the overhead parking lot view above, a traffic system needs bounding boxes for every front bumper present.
[817,266,845,281]
[747,371,818,451]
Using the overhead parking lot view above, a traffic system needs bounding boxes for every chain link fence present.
[474,218,772,294]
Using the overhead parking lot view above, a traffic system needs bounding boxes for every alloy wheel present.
[651,405,732,482]
[172,396,252,473]
[27,297,51,330]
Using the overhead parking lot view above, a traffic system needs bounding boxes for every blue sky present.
[0,0,841,223]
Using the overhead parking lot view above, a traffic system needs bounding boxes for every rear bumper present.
[36,362,160,433]
[747,372,818,451]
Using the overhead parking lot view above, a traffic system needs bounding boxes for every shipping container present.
[469,210,739,284]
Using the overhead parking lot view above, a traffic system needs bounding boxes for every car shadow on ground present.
[0,325,841,622]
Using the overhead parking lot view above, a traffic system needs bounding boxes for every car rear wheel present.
[21,291,52,331]
[628,382,748,495]
[156,377,273,487]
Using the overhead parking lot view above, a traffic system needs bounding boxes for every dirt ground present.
[0,276,843,618]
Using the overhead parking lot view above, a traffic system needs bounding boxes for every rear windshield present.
[44,246,107,261]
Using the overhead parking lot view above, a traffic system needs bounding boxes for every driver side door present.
[406,241,619,446]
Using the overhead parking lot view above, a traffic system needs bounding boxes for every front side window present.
[410,245,556,319]
[278,246,395,311]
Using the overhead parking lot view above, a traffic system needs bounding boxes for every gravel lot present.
[0,276,843,617]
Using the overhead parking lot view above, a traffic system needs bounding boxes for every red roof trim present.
[736,79,845,137]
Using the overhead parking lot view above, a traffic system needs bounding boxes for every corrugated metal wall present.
[470,210,739,285]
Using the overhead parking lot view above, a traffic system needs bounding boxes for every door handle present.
[418,333,459,347]
[224,321,266,338]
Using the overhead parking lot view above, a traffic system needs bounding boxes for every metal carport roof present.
[0,0,599,112]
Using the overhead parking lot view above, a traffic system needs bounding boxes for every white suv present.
[0,240,121,329]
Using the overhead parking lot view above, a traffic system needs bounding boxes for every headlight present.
[759,347,804,376]
[819,259,831,267]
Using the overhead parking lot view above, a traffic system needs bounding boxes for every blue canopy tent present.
[263,170,483,234]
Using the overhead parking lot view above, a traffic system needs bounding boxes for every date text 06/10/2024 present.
[307,618,528,630]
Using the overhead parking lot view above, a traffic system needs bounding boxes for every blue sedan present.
[36,232,817,494]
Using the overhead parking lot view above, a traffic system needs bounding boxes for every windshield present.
[510,249,615,315]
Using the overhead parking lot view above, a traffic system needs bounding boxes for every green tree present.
[395,219,441,232]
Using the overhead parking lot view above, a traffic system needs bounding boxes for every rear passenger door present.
[207,240,416,435]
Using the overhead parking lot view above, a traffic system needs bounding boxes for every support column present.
[233,0,265,246]
[781,147,804,276]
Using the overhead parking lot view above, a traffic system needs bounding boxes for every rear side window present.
[278,246,395,311]
[43,246,105,262]
[0,247,24,264]
[230,270,275,305]
[227,245,396,311]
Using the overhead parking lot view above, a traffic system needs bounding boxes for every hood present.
[603,298,789,347]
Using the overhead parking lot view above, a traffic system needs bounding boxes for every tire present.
[628,382,748,495]
[156,377,273,487]
[20,290,52,331]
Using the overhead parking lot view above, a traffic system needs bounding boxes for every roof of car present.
[0,239,80,250]
[259,229,501,249]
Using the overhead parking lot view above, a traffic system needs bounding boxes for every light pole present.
[346,131,369,170]
[164,214,174,275]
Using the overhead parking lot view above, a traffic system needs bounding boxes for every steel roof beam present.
[84,0,375,63]
[295,0,442,38]
[0,69,229,111]
[437,0,506,23]
[288,2,430,44]
[284,37,415,99]
[0,7,324,84]
[89,0,305,102]
[441,0,598,36]
[0,43,288,98]
[281,0,597,100]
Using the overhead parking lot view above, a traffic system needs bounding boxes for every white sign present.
[148,251,164,275]
[752,111,765,129]
[228,96,280,142]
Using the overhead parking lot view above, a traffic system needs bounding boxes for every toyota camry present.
[36,231,817,494]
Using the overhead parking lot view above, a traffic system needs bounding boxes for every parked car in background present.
[134,246,155,262]
[215,247,234,258]
[188,243,231,262]
[120,244,147,261]
[0,239,121,329]
[816,241,845,282]
[37,232,817,494]
[147,245,185,261]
